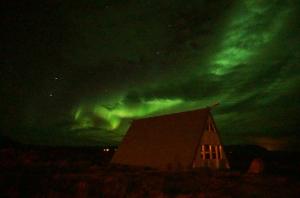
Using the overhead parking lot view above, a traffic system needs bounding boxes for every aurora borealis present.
[2,0,300,149]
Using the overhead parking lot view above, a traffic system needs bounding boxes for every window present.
[201,144,211,160]
[200,144,221,160]
[212,151,217,159]
[205,153,210,159]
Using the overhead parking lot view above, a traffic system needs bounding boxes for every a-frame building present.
[111,107,230,170]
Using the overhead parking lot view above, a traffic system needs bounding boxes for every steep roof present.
[111,108,212,169]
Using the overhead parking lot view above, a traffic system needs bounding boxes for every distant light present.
[49,93,53,97]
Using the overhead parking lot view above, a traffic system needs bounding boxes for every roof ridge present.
[133,107,211,121]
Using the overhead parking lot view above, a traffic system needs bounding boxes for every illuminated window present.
[201,144,211,160]
[201,144,221,160]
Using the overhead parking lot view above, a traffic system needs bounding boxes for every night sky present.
[2,0,299,150]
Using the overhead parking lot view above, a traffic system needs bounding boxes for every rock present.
[247,158,264,174]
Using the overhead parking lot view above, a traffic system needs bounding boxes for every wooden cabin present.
[111,107,230,170]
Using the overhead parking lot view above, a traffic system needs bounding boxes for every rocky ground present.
[1,146,300,197]
[1,163,300,197]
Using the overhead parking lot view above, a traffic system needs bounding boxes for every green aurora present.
[210,0,290,76]
[2,0,299,149]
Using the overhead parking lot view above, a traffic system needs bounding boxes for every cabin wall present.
[199,130,220,145]
[193,115,230,169]
[112,109,230,170]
